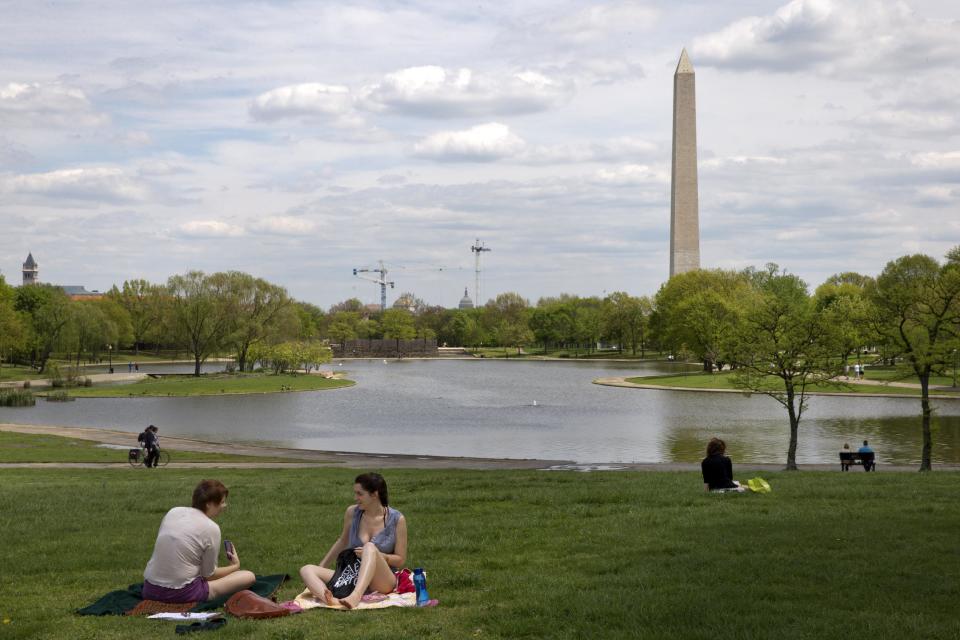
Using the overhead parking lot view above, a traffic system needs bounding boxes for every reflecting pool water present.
[2,359,957,465]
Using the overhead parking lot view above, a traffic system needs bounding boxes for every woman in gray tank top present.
[299,473,408,609]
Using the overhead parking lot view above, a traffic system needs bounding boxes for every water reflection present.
[1,359,957,465]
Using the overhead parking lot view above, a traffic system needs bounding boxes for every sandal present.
[175,618,227,634]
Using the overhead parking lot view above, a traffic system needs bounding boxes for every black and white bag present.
[326,549,362,599]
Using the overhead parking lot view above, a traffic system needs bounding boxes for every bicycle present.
[127,447,171,468]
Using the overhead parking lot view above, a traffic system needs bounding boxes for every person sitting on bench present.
[858,440,875,472]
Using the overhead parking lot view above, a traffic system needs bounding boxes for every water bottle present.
[413,567,429,606]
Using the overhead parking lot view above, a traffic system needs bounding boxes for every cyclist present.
[138,425,161,468]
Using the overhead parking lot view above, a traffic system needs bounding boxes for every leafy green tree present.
[224,272,294,372]
[14,284,72,373]
[486,293,532,355]
[814,272,875,364]
[653,270,751,371]
[382,308,417,354]
[327,311,360,346]
[0,278,26,372]
[728,271,838,470]
[168,271,238,376]
[109,279,162,354]
[869,250,960,471]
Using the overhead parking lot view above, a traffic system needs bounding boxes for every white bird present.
[533,400,538,406]
[383,359,388,364]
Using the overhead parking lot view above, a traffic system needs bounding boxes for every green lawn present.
[859,366,956,387]
[1,468,958,638]
[44,373,355,398]
[0,365,46,382]
[626,372,960,397]
[0,431,293,464]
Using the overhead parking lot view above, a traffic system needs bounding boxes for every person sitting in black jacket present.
[701,437,745,492]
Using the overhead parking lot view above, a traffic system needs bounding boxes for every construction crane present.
[471,239,491,306]
[352,260,394,311]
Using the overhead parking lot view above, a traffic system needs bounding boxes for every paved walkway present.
[2,423,957,472]
[594,377,960,400]
[0,372,148,389]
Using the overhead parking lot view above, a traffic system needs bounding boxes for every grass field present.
[1,468,958,639]
[44,373,355,398]
[626,372,960,397]
[0,431,293,464]
[0,365,46,382]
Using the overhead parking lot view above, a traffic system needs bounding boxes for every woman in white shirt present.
[143,479,255,602]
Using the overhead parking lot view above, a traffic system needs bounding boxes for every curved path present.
[593,377,960,401]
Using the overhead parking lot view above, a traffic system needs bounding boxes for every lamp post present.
[108,344,113,374]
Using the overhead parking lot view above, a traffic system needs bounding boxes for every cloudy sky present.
[2,0,958,308]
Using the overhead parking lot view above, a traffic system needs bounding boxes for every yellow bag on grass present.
[747,477,771,493]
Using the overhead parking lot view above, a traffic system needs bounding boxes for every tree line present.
[1,247,957,470]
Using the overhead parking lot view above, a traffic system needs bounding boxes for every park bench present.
[840,451,876,471]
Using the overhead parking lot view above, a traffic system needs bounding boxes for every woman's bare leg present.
[337,542,396,609]
[206,570,256,600]
[300,565,336,603]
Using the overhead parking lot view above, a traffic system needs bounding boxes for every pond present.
[2,359,957,465]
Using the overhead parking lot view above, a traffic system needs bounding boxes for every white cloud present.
[250,83,358,124]
[177,220,245,238]
[413,123,526,161]
[532,2,660,43]
[0,81,108,127]
[909,151,960,169]
[248,216,316,235]
[519,137,658,164]
[692,0,960,76]
[1,167,146,202]
[363,66,573,118]
[592,164,668,186]
[851,109,959,136]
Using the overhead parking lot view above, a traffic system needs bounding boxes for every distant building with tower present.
[670,48,701,277]
[22,253,39,285]
[16,252,104,299]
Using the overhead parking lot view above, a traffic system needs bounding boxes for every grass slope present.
[1,468,958,639]
[54,373,355,398]
[0,431,293,464]
[627,372,960,397]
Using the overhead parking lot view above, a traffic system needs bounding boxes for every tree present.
[869,251,960,471]
[728,271,838,470]
[224,272,294,372]
[14,285,72,373]
[486,293,532,355]
[168,271,237,376]
[0,280,26,372]
[653,270,751,370]
[814,272,875,364]
[109,279,162,354]
[381,308,416,354]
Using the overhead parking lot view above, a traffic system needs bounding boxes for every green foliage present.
[653,269,751,369]
[0,388,35,407]
[252,341,333,374]
[45,389,74,402]
[381,308,417,340]
[869,249,960,470]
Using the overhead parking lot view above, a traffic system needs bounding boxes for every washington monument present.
[669,48,700,277]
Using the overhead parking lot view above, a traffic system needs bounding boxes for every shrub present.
[0,389,36,407]
[83,377,93,387]
[46,390,74,402]
[22,380,31,389]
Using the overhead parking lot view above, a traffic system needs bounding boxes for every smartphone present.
[224,540,235,557]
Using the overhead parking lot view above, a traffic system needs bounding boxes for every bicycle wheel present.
[127,448,144,468]
[157,450,171,467]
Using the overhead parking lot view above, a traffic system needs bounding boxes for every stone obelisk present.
[669,48,700,277]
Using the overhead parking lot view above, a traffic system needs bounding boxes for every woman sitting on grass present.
[142,479,256,602]
[300,473,408,609]
[701,438,746,493]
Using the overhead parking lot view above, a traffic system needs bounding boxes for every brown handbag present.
[224,590,290,619]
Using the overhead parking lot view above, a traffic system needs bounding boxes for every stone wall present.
[331,338,438,357]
